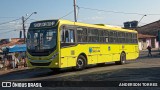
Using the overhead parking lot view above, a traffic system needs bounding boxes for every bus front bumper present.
[27,59,59,68]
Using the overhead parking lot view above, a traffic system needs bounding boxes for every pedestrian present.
[0,58,3,69]
[11,53,16,69]
[18,52,23,68]
[147,46,152,57]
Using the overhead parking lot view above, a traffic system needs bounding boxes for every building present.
[138,34,158,50]
[0,38,24,49]
[137,20,160,50]
[0,39,10,45]
[137,20,160,36]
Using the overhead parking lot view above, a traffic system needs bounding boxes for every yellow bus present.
[26,19,139,71]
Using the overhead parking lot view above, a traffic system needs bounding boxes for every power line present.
[59,10,74,19]
[0,28,18,31]
[0,17,19,19]
[0,18,21,26]
[28,18,37,21]
[0,30,17,34]
[79,6,160,16]
[0,29,21,34]
[139,22,148,25]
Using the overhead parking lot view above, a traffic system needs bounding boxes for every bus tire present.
[115,53,126,65]
[75,55,86,70]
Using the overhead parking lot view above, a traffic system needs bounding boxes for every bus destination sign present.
[30,20,58,28]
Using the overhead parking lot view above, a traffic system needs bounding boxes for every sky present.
[0,0,160,39]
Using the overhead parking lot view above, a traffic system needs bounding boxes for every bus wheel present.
[115,53,126,65]
[75,55,86,70]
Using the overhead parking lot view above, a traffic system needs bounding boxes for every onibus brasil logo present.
[1,82,42,88]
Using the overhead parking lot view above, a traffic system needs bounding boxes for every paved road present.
[0,50,160,82]
[0,50,160,90]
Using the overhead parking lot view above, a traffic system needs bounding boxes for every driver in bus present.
[50,32,56,47]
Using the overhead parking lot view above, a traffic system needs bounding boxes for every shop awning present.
[9,44,26,53]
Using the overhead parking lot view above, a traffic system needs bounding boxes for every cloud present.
[97,11,105,15]
[90,16,104,20]
[78,11,107,23]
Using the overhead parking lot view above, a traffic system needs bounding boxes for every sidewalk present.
[0,67,29,75]
[139,48,160,58]
[140,48,160,52]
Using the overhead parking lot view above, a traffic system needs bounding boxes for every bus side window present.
[60,26,67,43]
[65,30,75,43]
[60,26,75,44]
[65,30,69,42]
[70,30,74,43]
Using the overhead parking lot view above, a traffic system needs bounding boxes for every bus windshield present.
[27,29,57,51]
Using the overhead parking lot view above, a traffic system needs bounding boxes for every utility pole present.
[22,16,26,43]
[22,12,37,43]
[73,0,77,22]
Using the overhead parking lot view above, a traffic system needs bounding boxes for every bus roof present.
[58,19,137,33]
[31,19,137,33]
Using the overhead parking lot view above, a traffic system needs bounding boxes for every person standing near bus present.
[147,46,152,57]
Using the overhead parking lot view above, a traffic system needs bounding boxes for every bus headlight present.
[50,52,59,60]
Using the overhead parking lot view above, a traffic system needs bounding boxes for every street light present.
[22,12,37,43]
[24,12,37,22]
[138,14,147,26]
[135,14,147,31]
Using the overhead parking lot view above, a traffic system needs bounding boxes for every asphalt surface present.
[0,50,160,90]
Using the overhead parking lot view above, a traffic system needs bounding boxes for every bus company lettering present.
[89,47,100,53]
